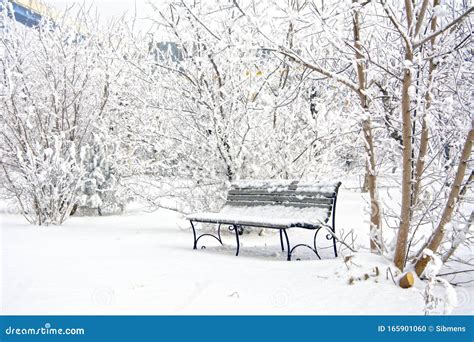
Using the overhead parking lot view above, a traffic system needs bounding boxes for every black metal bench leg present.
[312,229,322,260]
[231,224,240,256]
[332,189,339,258]
[332,230,338,257]
[190,221,197,250]
[279,229,284,251]
[190,222,224,250]
[282,229,291,261]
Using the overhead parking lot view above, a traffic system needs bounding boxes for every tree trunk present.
[353,1,383,252]
[361,171,369,193]
[362,119,383,252]
[414,126,474,276]
[70,203,78,216]
[394,48,414,271]
[412,0,440,207]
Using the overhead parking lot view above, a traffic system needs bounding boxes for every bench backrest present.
[226,180,341,224]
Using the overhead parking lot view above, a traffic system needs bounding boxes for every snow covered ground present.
[1,189,472,315]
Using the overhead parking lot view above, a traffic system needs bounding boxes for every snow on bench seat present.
[231,179,341,195]
[186,204,331,229]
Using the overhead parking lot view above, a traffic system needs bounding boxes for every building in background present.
[0,0,50,27]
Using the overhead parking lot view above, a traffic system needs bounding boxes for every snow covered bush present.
[422,249,458,315]
[0,5,122,224]
[3,133,85,225]
[78,129,125,215]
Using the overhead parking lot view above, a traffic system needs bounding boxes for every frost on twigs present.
[0,7,127,224]
[343,254,386,286]
[77,130,127,216]
[422,249,458,315]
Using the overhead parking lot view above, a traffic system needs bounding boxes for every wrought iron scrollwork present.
[280,228,322,261]
[314,224,338,258]
[228,224,240,256]
[190,221,223,250]
[190,222,241,256]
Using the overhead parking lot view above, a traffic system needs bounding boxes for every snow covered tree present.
[376,0,473,273]
[235,0,385,252]
[234,0,472,271]
[137,0,349,213]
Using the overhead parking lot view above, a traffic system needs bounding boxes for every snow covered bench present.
[186,180,342,260]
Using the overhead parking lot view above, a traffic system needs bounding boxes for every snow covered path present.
[0,190,469,315]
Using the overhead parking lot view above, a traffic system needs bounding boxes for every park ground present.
[1,188,472,315]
